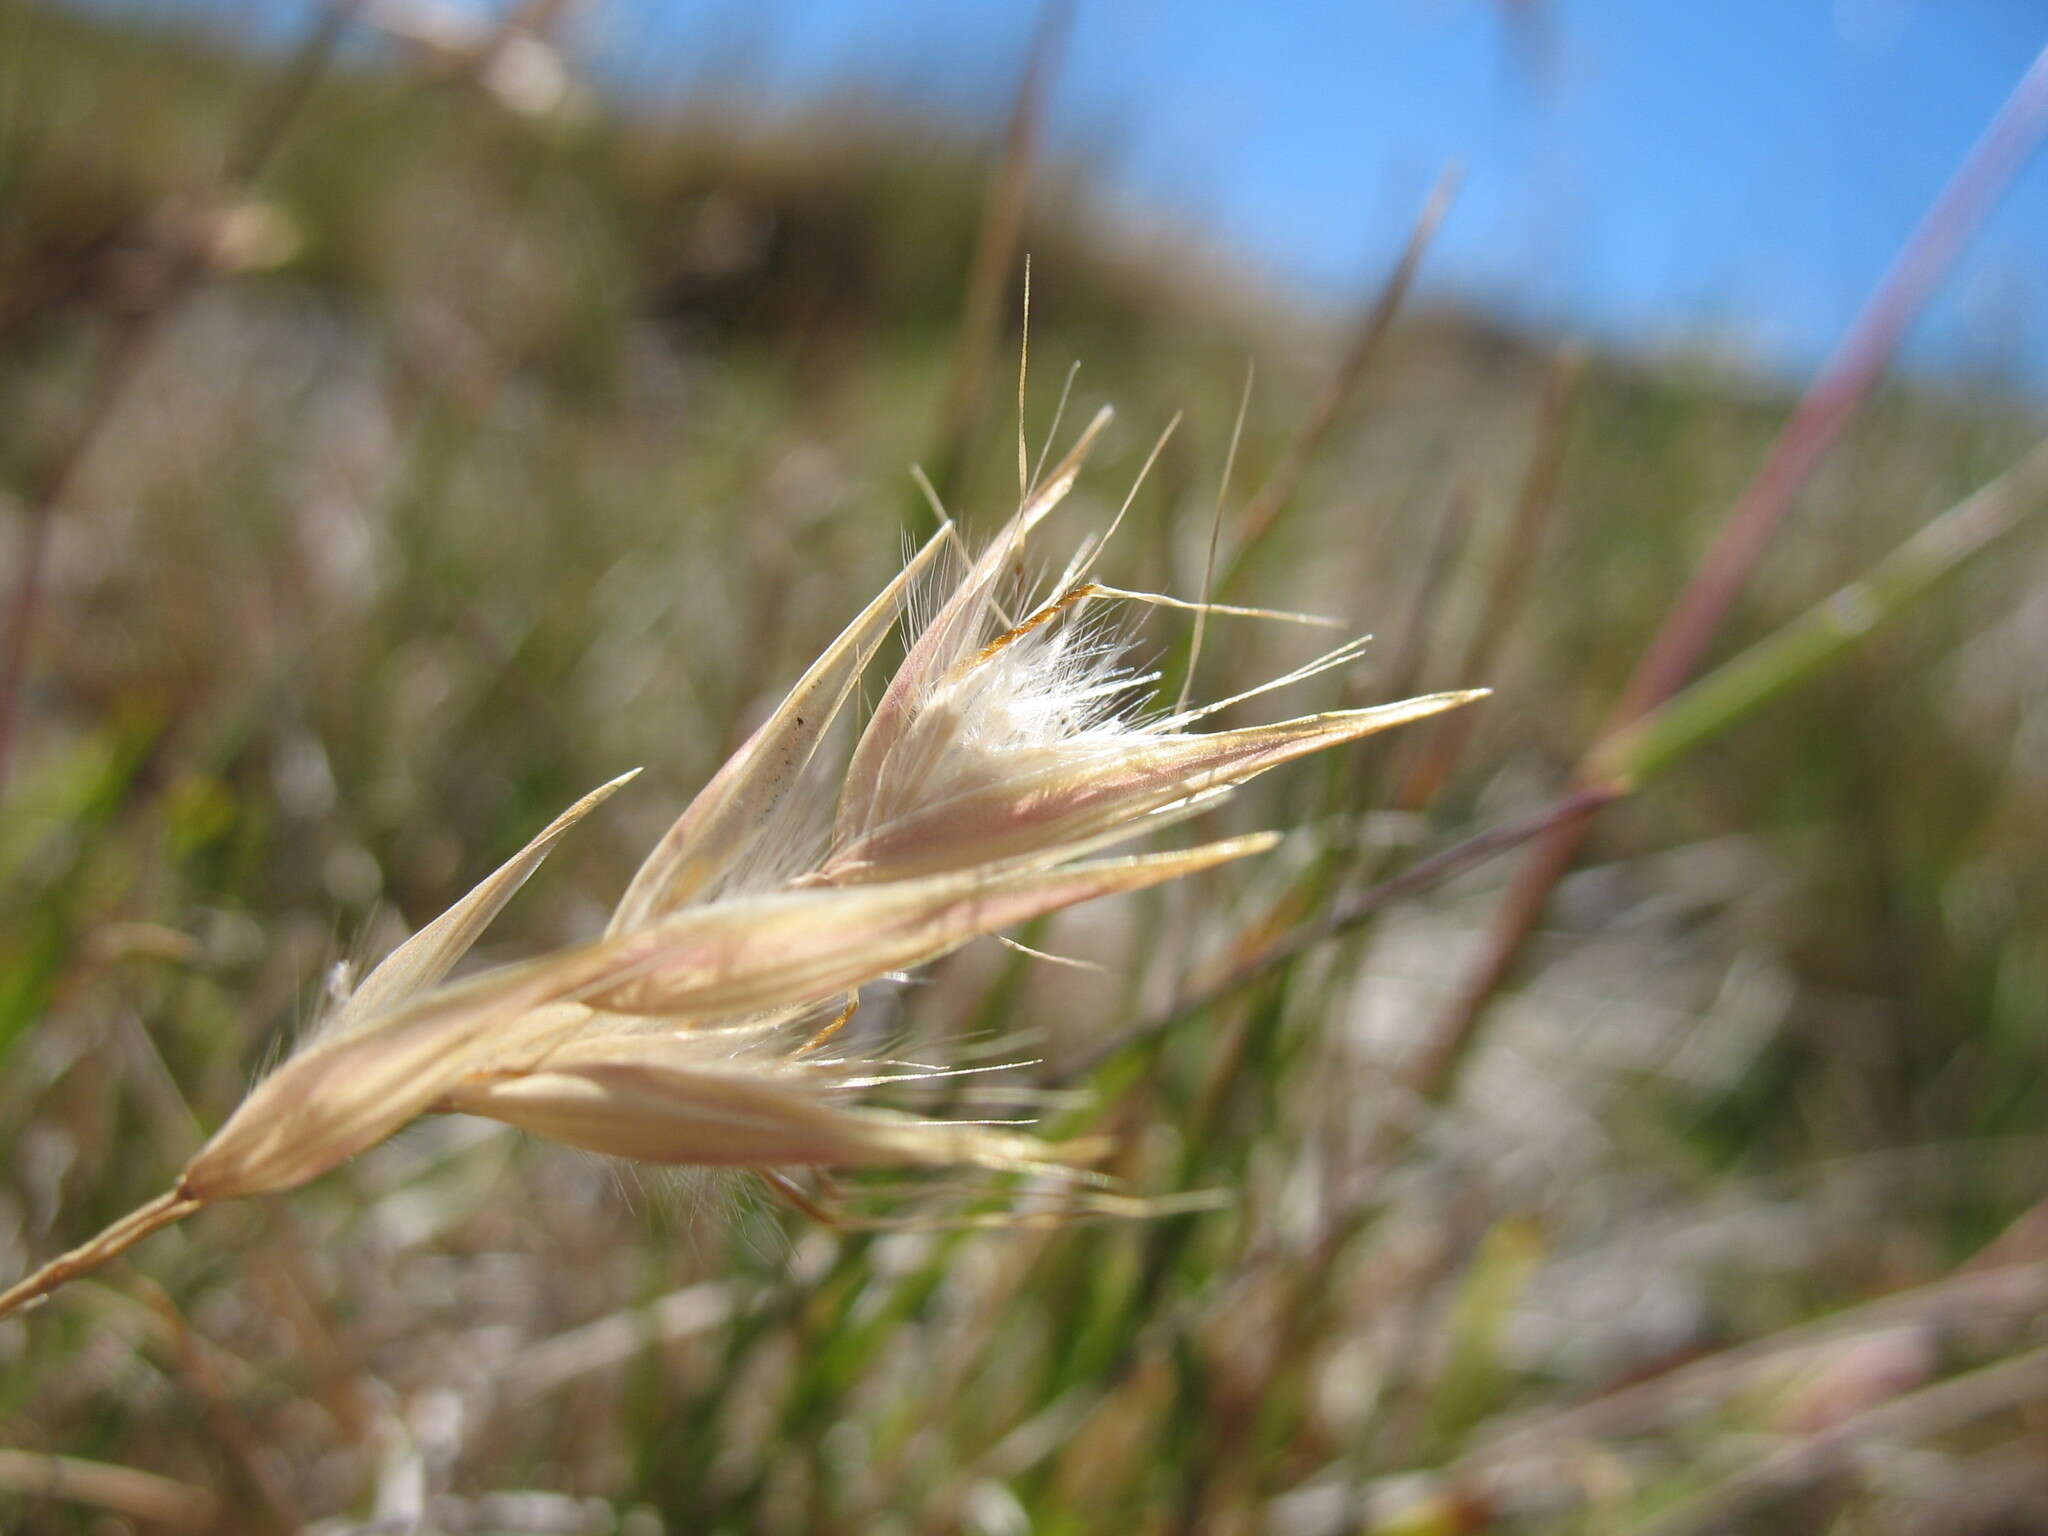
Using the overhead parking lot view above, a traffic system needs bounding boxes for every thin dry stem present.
[926,0,1073,509]
[1053,782,1620,1084]
[1223,167,1456,575]
[1180,359,1256,712]
[0,1189,203,1323]
[1395,346,1580,809]
[134,1275,301,1533]
[1640,1344,2048,1536]
[1378,486,1476,707]
[1463,1259,2048,1476]
[0,1451,219,1531]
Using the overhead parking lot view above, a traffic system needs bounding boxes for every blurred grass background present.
[3,4,2048,1532]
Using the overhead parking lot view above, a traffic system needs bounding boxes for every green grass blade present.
[1595,438,2048,788]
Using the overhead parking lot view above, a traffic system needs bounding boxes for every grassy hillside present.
[3,6,2046,1532]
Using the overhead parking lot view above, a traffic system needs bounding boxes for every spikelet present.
[0,407,1483,1321]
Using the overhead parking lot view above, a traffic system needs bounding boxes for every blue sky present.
[136,0,2048,384]
[595,0,2048,385]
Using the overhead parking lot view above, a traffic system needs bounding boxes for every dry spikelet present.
[0,404,1483,1321]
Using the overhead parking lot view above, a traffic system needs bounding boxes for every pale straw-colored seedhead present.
[0,404,1483,1320]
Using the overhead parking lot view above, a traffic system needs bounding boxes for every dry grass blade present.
[1223,168,1457,575]
[1396,348,1580,810]
[502,1282,735,1409]
[0,1450,220,1531]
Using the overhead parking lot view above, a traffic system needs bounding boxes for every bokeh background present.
[3,2,2047,1532]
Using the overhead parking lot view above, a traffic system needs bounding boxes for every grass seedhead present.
[0,414,1474,1322]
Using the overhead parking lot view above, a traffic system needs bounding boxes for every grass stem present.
[1421,40,2048,1110]
[0,1189,204,1324]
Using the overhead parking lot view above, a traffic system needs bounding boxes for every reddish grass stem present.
[1419,40,2048,1098]
[1618,42,2048,728]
